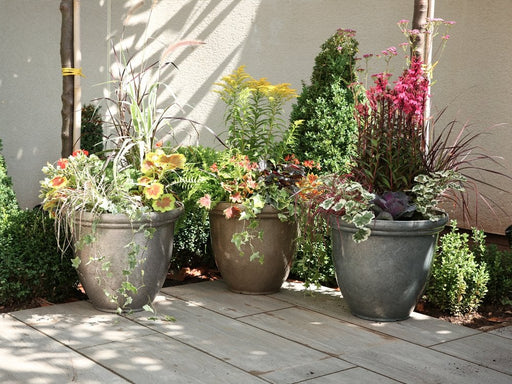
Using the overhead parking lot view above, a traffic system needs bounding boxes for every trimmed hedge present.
[0,138,78,308]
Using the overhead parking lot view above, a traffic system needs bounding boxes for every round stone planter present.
[210,202,297,294]
[73,206,183,312]
[330,214,448,321]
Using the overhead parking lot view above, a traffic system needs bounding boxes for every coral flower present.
[57,158,68,169]
[50,176,68,189]
[72,149,89,157]
[230,192,243,203]
[152,194,176,212]
[144,183,164,200]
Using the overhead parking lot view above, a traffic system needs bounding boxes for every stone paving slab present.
[161,280,294,318]
[2,280,512,384]
[300,367,401,383]
[129,295,351,383]
[490,325,512,340]
[431,331,512,375]
[79,333,267,384]
[238,305,512,384]
[10,301,157,350]
[0,314,128,384]
[271,281,482,346]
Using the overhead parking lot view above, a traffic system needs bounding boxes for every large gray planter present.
[330,215,448,321]
[210,203,297,294]
[74,206,183,312]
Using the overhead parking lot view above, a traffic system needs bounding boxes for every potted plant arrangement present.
[39,40,202,313]
[195,66,317,294]
[298,19,506,321]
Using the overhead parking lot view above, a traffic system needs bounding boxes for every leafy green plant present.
[475,244,512,306]
[0,139,77,307]
[0,139,18,215]
[195,67,317,262]
[425,222,489,315]
[289,28,359,174]
[80,104,104,155]
[215,65,298,162]
[0,209,78,307]
[169,145,221,270]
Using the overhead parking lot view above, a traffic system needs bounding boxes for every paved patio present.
[1,280,511,383]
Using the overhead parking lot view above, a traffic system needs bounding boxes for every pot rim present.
[74,203,184,228]
[330,212,448,236]
[210,201,289,217]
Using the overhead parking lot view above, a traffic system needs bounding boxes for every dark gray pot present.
[210,203,297,294]
[74,206,183,312]
[330,214,448,321]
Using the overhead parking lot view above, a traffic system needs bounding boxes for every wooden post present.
[60,0,74,158]
[73,0,81,151]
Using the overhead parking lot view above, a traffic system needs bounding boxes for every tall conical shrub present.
[290,28,359,174]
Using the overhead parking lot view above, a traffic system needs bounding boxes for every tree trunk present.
[411,0,429,61]
[60,0,74,158]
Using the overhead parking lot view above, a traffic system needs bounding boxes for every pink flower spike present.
[398,19,409,24]
[441,35,451,40]
[445,20,456,25]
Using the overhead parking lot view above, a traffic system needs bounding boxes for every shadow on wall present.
[109,1,244,148]
[112,1,406,149]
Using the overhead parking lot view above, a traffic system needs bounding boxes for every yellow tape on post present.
[61,67,85,77]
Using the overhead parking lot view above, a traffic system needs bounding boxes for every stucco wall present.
[1,0,511,234]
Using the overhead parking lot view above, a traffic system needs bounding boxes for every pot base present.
[210,203,296,295]
[331,215,447,322]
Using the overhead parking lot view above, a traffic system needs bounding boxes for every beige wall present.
[1,0,511,234]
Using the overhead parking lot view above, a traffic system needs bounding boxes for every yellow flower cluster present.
[215,65,296,103]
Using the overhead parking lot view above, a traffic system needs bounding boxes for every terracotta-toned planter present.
[74,206,183,312]
[210,202,297,294]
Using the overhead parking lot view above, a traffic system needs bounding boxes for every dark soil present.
[415,300,512,331]
[2,267,511,332]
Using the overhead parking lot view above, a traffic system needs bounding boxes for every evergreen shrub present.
[289,28,359,174]
[0,139,78,308]
[0,209,78,307]
[476,244,512,306]
[289,29,359,287]
[425,223,489,315]
[80,104,104,155]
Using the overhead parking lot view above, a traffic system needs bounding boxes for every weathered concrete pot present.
[210,203,297,294]
[330,214,448,321]
[74,206,183,312]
